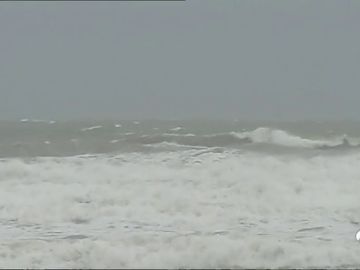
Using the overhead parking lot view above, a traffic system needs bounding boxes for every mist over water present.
[1,119,360,268]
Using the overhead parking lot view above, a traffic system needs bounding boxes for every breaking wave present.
[1,125,360,158]
[131,127,360,150]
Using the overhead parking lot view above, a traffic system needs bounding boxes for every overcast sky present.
[0,0,360,121]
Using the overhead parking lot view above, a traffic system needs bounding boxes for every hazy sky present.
[1,0,360,121]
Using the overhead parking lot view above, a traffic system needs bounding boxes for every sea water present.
[0,119,359,268]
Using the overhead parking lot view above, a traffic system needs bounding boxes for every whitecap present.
[170,127,183,131]
[81,125,103,132]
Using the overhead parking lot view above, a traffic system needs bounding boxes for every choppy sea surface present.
[1,119,360,268]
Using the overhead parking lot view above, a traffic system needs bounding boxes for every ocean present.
[1,119,360,268]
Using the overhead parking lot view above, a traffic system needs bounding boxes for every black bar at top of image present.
[0,0,186,1]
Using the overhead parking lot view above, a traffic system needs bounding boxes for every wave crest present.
[136,127,359,150]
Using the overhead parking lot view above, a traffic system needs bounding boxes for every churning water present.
[0,119,360,268]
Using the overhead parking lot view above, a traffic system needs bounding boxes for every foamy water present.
[0,120,360,268]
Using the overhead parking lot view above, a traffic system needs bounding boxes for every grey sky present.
[1,0,360,121]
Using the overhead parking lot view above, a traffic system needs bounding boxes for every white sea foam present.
[231,127,358,148]
[232,127,327,147]
[170,126,183,131]
[20,118,50,124]
[0,150,359,268]
[81,125,103,132]
[163,133,196,137]
[145,141,208,150]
